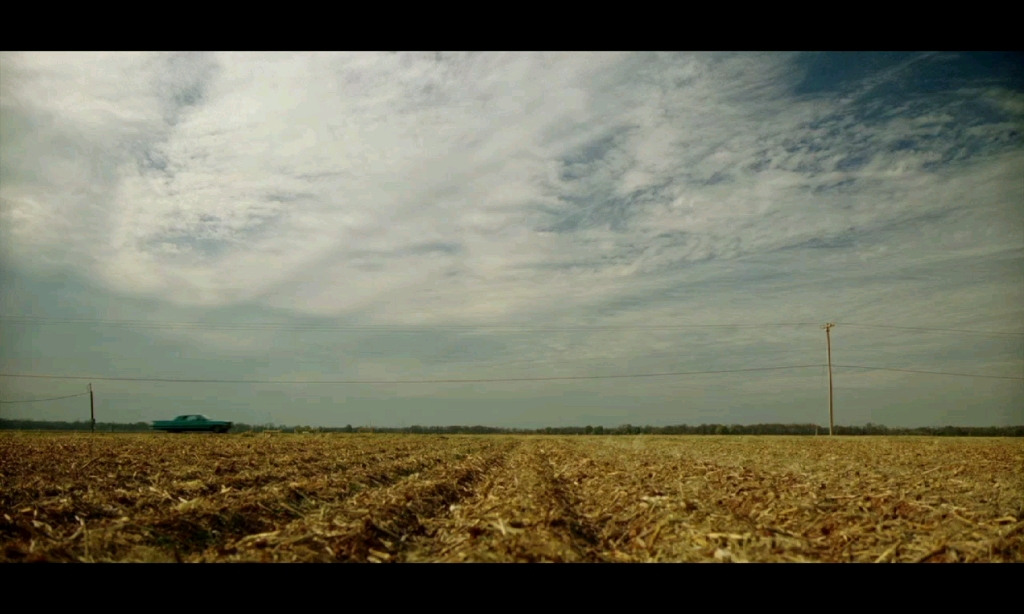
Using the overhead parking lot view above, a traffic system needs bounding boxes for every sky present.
[0,51,1021,429]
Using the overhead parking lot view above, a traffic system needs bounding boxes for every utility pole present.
[89,383,95,433]
[821,323,835,436]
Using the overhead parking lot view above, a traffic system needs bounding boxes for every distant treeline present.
[0,420,155,432]
[1,419,1022,437]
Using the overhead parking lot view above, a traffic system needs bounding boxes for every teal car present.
[152,414,233,433]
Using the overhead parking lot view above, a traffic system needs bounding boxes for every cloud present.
[1,52,1021,427]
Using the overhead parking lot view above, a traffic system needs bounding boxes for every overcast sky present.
[1,52,1021,429]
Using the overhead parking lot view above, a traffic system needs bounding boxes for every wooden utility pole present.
[89,383,95,433]
[821,323,835,436]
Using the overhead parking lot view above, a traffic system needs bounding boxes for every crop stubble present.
[1,433,1020,562]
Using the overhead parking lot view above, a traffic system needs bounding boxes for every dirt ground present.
[1,432,1021,562]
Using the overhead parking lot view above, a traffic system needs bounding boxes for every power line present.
[838,323,1024,337]
[3,363,1020,384]
[0,315,821,327]
[0,392,90,404]
[0,316,823,332]
[4,315,1021,337]
[0,365,827,385]
[832,365,1024,381]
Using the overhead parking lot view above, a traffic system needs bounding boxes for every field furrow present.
[0,434,486,562]
[205,440,514,562]
[402,440,605,562]
[2,433,1021,562]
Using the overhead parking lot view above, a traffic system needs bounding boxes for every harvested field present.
[1,432,1021,562]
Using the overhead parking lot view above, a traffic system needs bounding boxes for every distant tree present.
[3,419,1022,437]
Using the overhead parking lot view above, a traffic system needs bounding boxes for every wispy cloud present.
[1,52,1021,427]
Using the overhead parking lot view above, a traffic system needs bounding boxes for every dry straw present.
[1,432,1020,562]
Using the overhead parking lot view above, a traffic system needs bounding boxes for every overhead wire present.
[0,392,90,404]
[837,323,1024,337]
[0,315,825,332]
[1,363,1021,384]
[832,365,1023,380]
[3,316,1022,337]
[0,365,828,385]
